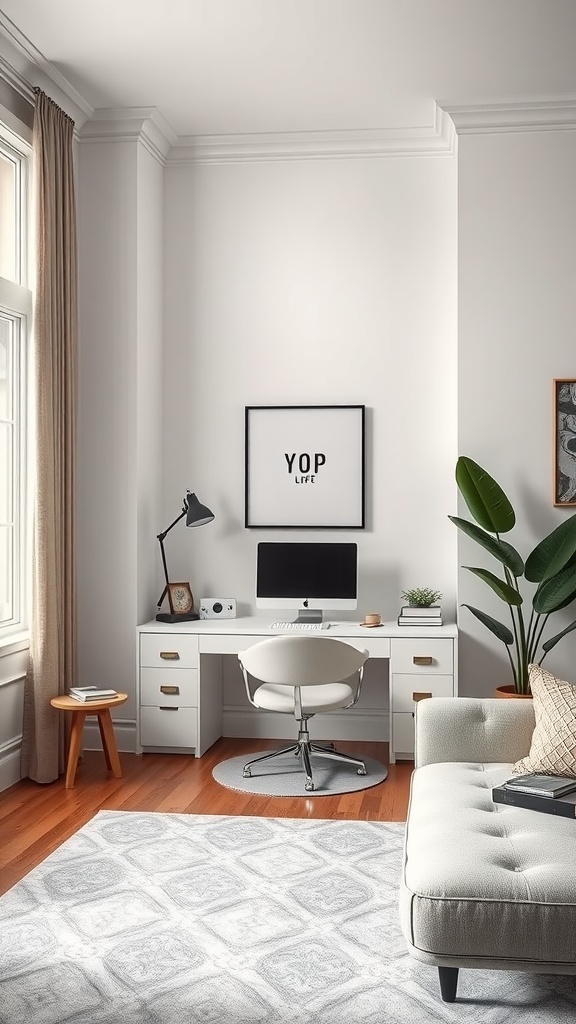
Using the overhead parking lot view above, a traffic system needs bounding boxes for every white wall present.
[0,641,27,790]
[5,61,576,780]
[77,121,164,751]
[136,144,164,628]
[163,152,458,615]
[457,124,576,694]
[163,148,458,721]
[1,34,576,787]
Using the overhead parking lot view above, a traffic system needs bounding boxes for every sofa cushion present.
[512,664,576,777]
[400,761,576,965]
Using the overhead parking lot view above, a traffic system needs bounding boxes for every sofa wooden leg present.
[438,966,459,1002]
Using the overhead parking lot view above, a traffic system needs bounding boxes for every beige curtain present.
[21,88,78,784]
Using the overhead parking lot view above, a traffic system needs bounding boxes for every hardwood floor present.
[0,737,413,896]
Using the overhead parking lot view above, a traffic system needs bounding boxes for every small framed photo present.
[167,582,194,615]
[245,405,365,528]
[554,379,576,506]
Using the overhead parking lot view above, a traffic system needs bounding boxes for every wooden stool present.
[50,693,128,789]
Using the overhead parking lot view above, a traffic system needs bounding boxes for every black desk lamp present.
[156,491,214,623]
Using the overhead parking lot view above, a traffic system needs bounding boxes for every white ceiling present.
[1,0,575,137]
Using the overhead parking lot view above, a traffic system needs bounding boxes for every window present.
[0,126,32,639]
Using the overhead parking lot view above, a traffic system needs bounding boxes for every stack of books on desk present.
[69,686,118,702]
[492,773,576,817]
[397,605,443,626]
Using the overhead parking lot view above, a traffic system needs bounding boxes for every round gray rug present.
[212,750,388,796]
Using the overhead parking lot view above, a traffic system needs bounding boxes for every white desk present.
[136,618,458,763]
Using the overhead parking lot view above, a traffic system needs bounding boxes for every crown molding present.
[79,107,176,164]
[168,104,456,165]
[0,51,33,105]
[442,100,576,134]
[0,11,93,120]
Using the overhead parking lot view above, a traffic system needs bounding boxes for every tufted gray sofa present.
[399,696,576,1002]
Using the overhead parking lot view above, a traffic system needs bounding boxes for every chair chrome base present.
[242,722,367,792]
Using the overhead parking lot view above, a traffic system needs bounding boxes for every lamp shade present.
[185,491,215,528]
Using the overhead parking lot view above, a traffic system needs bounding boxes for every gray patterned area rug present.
[1,812,576,1024]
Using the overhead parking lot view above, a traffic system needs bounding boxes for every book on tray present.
[69,686,118,702]
[501,773,576,798]
[398,609,443,626]
[398,605,442,617]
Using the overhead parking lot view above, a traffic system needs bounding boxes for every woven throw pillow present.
[513,664,576,776]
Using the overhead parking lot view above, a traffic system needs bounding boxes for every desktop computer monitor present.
[256,541,358,623]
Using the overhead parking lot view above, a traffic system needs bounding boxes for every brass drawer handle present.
[413,655,433,666]
[160,685,179,695]
[159,706,178,711]
[160,651,180,660]
[413,691,432,702]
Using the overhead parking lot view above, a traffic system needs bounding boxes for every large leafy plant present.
[450,456,576,693]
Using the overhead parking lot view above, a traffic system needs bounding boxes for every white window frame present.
[0,121,33,644]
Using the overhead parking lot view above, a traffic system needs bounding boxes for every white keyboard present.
[270,621,330,631]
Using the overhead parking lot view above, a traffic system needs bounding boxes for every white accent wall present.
[162,140,458,721]
[76,114,166,751]
[163,147,458,612]
[455,114,576,694]
[2,73,576,783]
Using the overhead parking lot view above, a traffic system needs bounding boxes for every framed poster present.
[245,405,365,528]
[554,379,576,507]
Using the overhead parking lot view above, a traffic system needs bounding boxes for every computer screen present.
[256,541,358,623]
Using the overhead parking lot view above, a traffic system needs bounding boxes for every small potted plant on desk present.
[400,587,443,609]
[398,588,443,626]
[450,456,576,696]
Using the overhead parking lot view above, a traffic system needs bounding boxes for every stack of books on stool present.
[398,605,443,626]
[492,773,576,817]
[69,686,118,703]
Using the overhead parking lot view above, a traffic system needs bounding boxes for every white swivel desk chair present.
[237,634,369,792]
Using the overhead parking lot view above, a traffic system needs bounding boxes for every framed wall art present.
[245,405,365,528]
[554,379,576,507]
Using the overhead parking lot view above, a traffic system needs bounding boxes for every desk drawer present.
[343,636,391,658]
[140,705,198,748]
[200,634,261,655]
[391,637,453,674]
[392,673,454,713]
[140,633,198,668]
[140,667,198,707]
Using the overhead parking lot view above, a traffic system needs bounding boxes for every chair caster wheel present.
[357,768,367,776]
[305,780,314,791]
[243,769,251,778]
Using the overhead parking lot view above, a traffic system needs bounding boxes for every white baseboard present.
[0,712,385,786]
[0,720,139,790]
[0,724,138,792]
[223,707,389,743]
[83,719,137,753]
[0,738,22,792]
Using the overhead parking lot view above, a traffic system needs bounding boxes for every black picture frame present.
[244,405,365,528]
[554,379,576,507]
